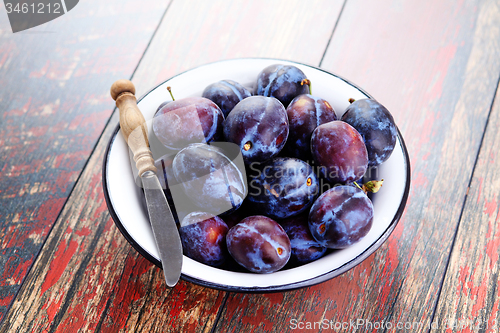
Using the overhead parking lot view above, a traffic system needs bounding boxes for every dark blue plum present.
[247,157,318,219]
[280,213,327,265]
[341,99,397,167]
[179,212,229,267]
[172,143,247,215]
[202,80,252,117]
[255,64,309,107]
[226,215,291,273]
[284,94,337,159]
[309,185,373,249]
[223,96,288,164]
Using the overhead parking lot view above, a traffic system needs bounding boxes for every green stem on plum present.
[167,86,175,101]
[301,79,312,95]
[353,181,363,191]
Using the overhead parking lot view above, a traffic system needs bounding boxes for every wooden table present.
[1,0,500,331]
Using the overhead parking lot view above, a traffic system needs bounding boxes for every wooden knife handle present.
[110,79,156,176]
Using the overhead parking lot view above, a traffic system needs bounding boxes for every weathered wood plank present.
[0,1,345,331]
[0,0,168,321]
[433,60,500,331]
[1,110,227,333]
[131,0,345,94]
[214,0,500,331]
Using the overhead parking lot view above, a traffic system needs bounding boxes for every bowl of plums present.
[103,58,410,292]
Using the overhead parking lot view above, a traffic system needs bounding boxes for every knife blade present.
[110,79,183,287]
[141,171,182,286]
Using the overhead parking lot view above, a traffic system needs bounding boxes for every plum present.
[341,99,397,167]
[223,96,288,164]
[202,80,252,117]
[255,64,309,107]
[156,101,170,113]
[179,212,229,267]
[153,97,224,150]
[283,94,337,159]
[280,213,327,265]
[226,215,291,273]
[172,143,247,215]
[309,185,373,249]
[311,121,368,184]
[247,157,318,219]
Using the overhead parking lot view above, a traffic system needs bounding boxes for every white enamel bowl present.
[103,58,410,292]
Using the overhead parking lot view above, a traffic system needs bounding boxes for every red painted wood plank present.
[214,0,500,331]
[433,58,500,331]
[130,0,345,96]
[0,0,169,321]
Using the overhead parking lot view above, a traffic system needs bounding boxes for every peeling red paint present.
[54,171,76,194]
[487,293,499,332]
[41,291,64,326]
[102,255,154,331]
[3,98,32,118]
[237,293,286,332]
[484,198,498,218]
[29,60,50,78]
[426,44,458,102]
[485,200,500,270]
[8,258,32,286]
[412,171,429,189]
[468,253,486,317]
[476,177,484,204]
[35,198,66,224]
[41,238,78,295]
[0,0,172,324]
[0,294,14,308]
[74,227,92,237]
[456,265,470,307]
[53,152,85,170]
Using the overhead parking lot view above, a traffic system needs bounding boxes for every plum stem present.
[348,98,355,103]
[301,79,312,95]
[243,141,252,151]
[263,184,280,198]
[353,181,363,191]
[167,86,175,101]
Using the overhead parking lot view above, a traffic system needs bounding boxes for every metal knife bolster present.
[141,171,183,287]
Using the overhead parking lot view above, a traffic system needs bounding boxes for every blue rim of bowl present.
[102,57,411,293]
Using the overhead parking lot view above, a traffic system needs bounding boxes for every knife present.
[110,79,183,287]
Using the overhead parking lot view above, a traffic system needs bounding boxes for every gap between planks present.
[426,65,500,332]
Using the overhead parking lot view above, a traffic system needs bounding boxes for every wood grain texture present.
[0,0,168,321]
[0,1,345,331]
[1,110,226,333]
[214,0,500,332]
[130,0,345,95]
[433,42,500,333]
